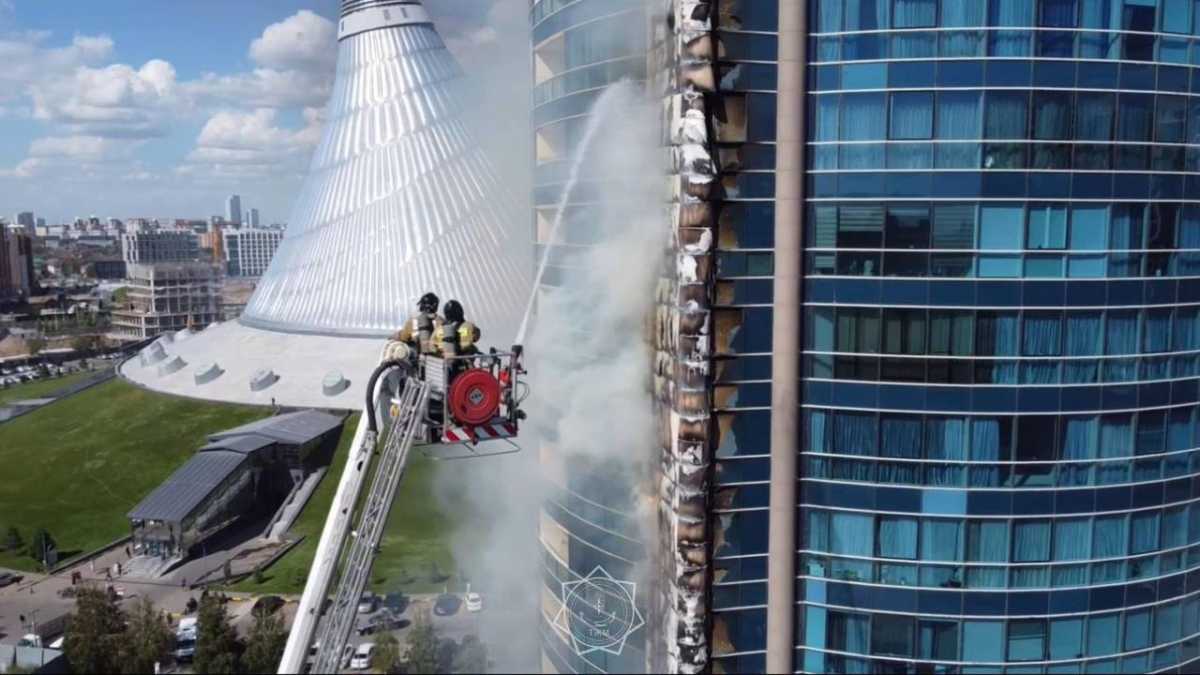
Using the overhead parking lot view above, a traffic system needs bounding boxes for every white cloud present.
[184,107,322,177]
[0,32,114,104]
[249,10,336,71]
[30,59,178,138]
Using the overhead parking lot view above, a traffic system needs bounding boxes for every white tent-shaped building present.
[122,0,528,409]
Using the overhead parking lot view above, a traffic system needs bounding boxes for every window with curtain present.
[921,520,963,561]
[879,517,919,559]
[1117,93,1154,141]
[989,0,1035,24]
[918,621,959,660]
[834,411,879,455]
[1162,0,1191,32]
[1167,408,1195,453]
[838,205,885,248]
[1027,204,1068,249]
[1076,92,1115,140]
[936,91,982,139]
[1130,511,1160,554]
[1062,416,1098,460]
[976,313,1020,356]
[1143,309,1171,354]
[814,95,839,142]
[841,93,887,141]
[1099,414,1133,458]
[894,0,937,26]
[808,410,831,453]
[890,92,934,140]
[883,310,927,354]
[1092,515,1127,558]
[1032,92,1072,139]
[871,615,915,658]
[1161,506,1186,550]
[827,611,870,653]
[1052,519,1090,560]
[1066,312,1103,356]
[1173,307,1198,351]
[816,0,844,31]
[880,415,923,483]
[929,312,974,355]
[808,510,831,551]
[942,0,986,25]
[966,520,1008,586]
[985,91,1030,138]
[1104,310,1138,357]
[1022,312,1063,355]
[830,512,875,556]
[847,0,890,29]
[1012,520,1052,561]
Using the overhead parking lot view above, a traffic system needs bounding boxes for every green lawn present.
[0,380,271,572]
[0,370,104,406]
[231,416,459,596]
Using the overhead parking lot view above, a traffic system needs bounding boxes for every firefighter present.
[394,292,442,354]
[436,299,481,358]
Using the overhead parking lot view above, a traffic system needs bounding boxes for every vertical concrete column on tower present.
[767,1,806,673]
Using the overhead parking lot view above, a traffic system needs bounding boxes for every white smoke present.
[433,80,664,671]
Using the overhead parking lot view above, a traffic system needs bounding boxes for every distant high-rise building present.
[226,195,243,226]
[13,212,34,236]
[248,208,260,228]
[0,228,34,300]
[121,231,200,265]
[224,227,283,277]
[35,217,45,229]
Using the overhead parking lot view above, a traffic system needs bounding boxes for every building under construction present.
[109,263,221,341]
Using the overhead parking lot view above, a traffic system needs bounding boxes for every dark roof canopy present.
[128,451,248,522]
[200,434,275,455]
[207,410,343,446]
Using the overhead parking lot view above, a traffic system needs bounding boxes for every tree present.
[242,609,287,675]
[64,586,126,674]
[29,528,55,567]
[3,526,22,553]
[193,594,239,674]
[435,638,457,674]
[374,632,404,675]
[120,598,173,675]
[26,338,45,356]
[404,608,440,674]
[71,335,97,355]
[451,635,489,674]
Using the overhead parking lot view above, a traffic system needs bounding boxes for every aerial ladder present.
[279,345,526,674]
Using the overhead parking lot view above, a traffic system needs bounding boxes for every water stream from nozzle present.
[513,80,639,345]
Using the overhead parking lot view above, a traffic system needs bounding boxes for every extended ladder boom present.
[310,379,430,673]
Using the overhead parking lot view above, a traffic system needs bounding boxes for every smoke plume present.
[433,78,664,672]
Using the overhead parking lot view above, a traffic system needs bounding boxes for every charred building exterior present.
[549,0,1200,672]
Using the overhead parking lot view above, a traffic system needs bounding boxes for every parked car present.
[0,572,23,588]
[357,612,407,636]
[382,592,408,615]
[433,593,460,616]
[465,592,483,613]
[356,593,378,614]
[350,643,376,670]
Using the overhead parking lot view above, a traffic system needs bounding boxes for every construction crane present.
[278,344,527,674]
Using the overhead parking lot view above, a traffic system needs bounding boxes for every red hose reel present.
[447,368,502,426]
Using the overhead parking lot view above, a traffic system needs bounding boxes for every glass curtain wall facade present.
[531,1,648,673]
[800,0,1200,672]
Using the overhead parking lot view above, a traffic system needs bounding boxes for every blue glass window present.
[1049,618,1084,660]
[890,92,934,140]
[878,516,919,558]
[1087,613,1120,657]
[847,0,890,29]
[1028,204,1068,249]
[963,621,1005,661]
[830,512,874,556]
[985,91,1030,138]
[1069,205,1107,250]
[936,91,982,139]
[841,94,888,141]
[1012,520,1051,561]
[1076,93,1115,141]
[1008,620,1047,661]
[979,204,1025,249]
[942,0,986,25]
[894,0,937,26]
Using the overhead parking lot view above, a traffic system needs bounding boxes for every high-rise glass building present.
[797,0,1200,671]
[530,0,650,673]
[537,0,1200,672]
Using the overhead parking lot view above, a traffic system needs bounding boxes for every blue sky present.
[0,0,524,225]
